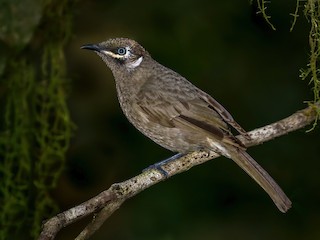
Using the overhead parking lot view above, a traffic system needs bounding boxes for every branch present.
[38,102,319,240]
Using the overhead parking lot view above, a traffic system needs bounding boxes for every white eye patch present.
[126,56,143,69]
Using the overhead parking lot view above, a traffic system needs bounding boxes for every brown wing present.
[136,78,245,148]
[197,89,250,140]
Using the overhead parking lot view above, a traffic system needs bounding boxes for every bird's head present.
[81,38,149,73]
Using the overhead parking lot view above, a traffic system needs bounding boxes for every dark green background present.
[17,0,320,239]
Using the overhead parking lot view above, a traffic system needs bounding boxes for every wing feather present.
[136,75,247,148]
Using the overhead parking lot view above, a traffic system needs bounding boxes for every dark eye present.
[117,47,127,55]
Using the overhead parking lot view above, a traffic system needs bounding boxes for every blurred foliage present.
[0,0,42,78]
[0,0,42,47]
[0,0,75,239]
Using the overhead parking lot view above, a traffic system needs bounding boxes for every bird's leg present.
[143,153,185,177]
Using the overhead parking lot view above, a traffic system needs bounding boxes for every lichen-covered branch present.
[38,102,319,240]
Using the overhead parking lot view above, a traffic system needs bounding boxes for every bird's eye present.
[117,47,127,55]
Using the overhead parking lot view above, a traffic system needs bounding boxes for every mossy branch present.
[38,102,319,240]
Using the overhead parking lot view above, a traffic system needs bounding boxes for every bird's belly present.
[135,122,198,153]
[122,109,202,153]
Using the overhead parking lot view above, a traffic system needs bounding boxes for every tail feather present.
[229,149,292,213]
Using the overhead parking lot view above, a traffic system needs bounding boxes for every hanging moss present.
[300,0,320,129]
[0,59,36,239]
[253,0,320,128]
[290,0,320,128]
[0,0,76,239]
[251,0,276,30]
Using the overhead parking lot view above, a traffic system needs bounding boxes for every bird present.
[81,38,291,213]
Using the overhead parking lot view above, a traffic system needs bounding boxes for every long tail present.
[228,148,292,213]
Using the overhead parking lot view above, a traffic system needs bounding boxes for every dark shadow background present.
[55,0,319,239]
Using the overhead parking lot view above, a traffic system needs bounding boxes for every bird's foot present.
[143,153,185,177]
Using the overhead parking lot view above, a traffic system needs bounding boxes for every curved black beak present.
[80,44,101,52]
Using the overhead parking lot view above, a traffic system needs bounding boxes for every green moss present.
[0,0,75,239]
[251,0,276,30]
[253,0,320,129]
[300,0,320,130]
